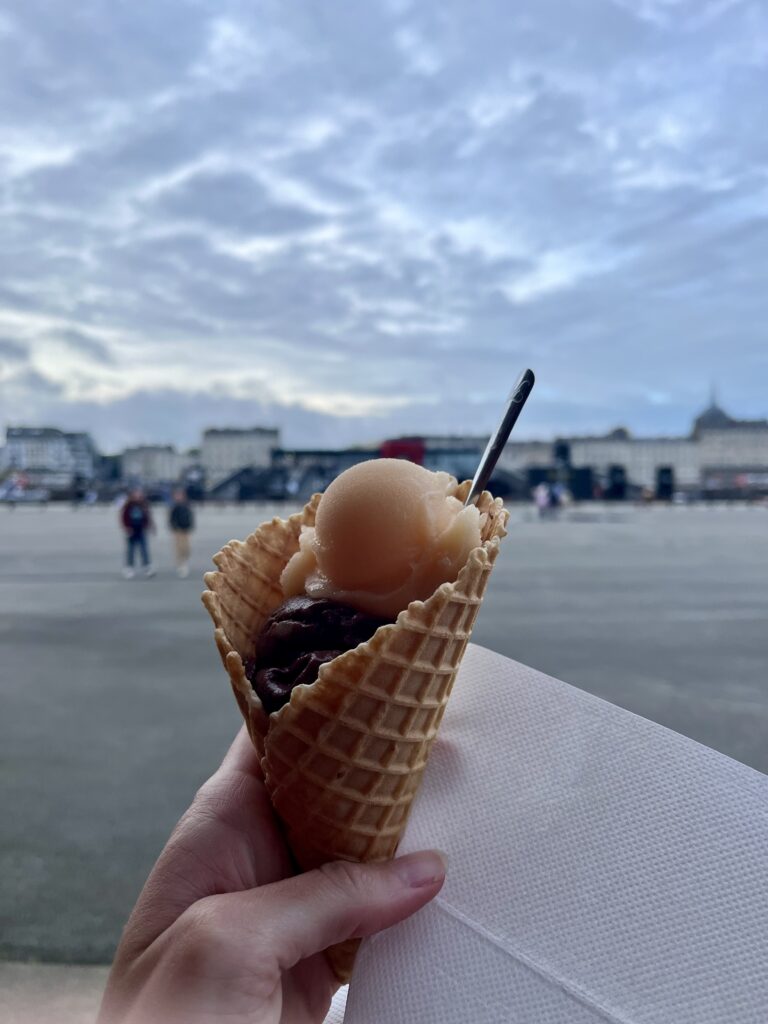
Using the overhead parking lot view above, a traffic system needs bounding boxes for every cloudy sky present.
[1,0,766,452]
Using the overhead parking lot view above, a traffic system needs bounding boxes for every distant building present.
[98,453,123,484]
[2,426,98,491]
[269,446,378,499]
[121,445,186,485]
[418,434,489,453]
[271,441,497,500]
[497,397,768,497]
[201,427,280,487]
[693,402,768,466]
[693,400,768,497]
[4,427,73,477]
[380,437,488,482]
[273,447,378,475]
[64,432,98,481]
[381,397,768,500]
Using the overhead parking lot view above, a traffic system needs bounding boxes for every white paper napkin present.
[323,986,347,1023]
[344,645,768,1023]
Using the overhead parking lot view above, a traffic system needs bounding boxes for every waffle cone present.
[202,479,508,981]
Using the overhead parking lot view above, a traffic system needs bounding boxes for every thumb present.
[230,850,446,971]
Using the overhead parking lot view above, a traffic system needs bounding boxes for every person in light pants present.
[168,488,195,578]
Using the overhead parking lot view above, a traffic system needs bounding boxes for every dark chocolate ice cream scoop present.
[246,596,392,714]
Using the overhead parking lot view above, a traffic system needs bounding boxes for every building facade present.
[497,400,768,496]
[201,427,280,486]
[121,445,186,485]
[2,427,98,490]
[64,432,99,481]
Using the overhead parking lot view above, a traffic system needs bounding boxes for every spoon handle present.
[465,368,536,506]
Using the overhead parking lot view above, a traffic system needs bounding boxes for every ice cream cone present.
[202,479,508,981]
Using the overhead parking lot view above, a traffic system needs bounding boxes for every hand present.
[98,727,445,1024]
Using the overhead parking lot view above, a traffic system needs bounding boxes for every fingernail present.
[391,850,448,888]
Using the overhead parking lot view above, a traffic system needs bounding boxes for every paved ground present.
[1,502,767,967]
[1,962,109,1024]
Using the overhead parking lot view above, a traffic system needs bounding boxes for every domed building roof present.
[692,388,734,436]
[694,402,732,430]
[605,426,631,440]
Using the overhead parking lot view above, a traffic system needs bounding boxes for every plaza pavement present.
[2,501,766,1013]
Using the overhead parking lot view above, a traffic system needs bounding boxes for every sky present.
[0,0,767,453]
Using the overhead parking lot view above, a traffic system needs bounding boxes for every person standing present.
[533,481,551,519]
[168,488,195,578]
[121,487,155,578]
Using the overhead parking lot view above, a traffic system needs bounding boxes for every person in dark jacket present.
[120,487,155,578]
[168,488,195,578]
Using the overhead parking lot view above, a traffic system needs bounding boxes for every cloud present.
[0,0,767,451]
[5,368,64,398]
[49,328,116,366]
[0,337,28,362]
[145,170,327,237]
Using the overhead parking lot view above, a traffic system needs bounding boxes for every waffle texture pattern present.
[202,479,508,980]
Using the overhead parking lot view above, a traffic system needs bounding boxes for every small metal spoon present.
[464,368,536,506]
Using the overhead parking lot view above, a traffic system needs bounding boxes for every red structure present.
[379,437,426,465]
